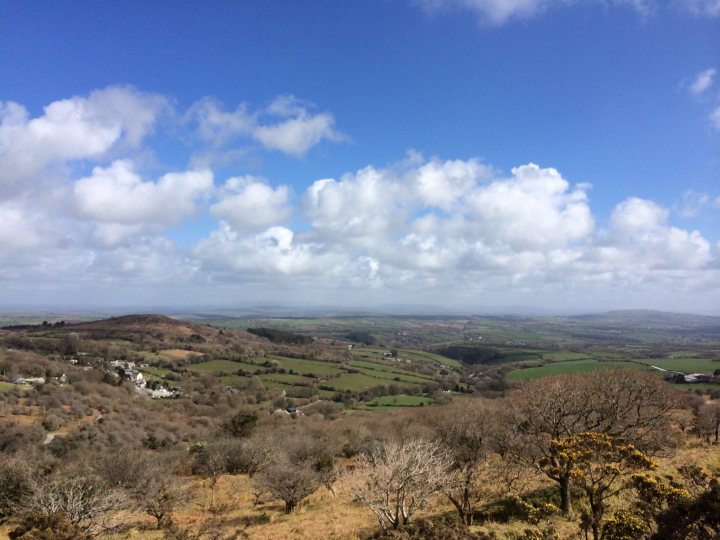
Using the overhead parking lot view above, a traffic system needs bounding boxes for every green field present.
[541,351,595,361]
[262,356,343,376]
[259,373,311,384]
[353,366,433,385]
[372,394,429,407]
[188,360,257,374]
[349,359,435,382]
[638,358,720,374]
[327,372,418,391]
[398,350,461,368]
[506,359,649,381]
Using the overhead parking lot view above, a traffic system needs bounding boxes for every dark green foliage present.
[345,331,376,345]
[651,479,720,539]
[221,409,259,438]
[246,327,313,344]
[433,345,504,365]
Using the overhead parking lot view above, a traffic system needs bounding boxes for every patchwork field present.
[506,359,649,381]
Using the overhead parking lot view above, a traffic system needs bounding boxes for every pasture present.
[506,359,649,381]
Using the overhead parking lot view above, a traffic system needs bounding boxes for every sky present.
[0,0,719,313]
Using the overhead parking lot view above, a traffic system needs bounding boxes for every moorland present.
[0,309,718,539]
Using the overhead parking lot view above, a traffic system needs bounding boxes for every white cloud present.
[466,163,594,250]
[189,98,254,141]
[0,87,167,197]
[611,196,668,233]
[675,190,711,218]
[711,105,720,130]
[73,160,213,226]
[412,157,491,210]
[211,176,292,230]
[417,0,659,24]
[0,203,43,250]
[690,68,716,95]
[194,223,339,276]
[303,165,407,247]
[189,94,343,158]
[681,0,720,17]
[253,96,343,156]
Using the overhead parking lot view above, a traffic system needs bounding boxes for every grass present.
[398,350,461,368]
[541,351,595,362]
[326,373,406,391]
[353,366,432,385]
[140,366,172,378]
[188,360,255,374]
[0,381,18,394]
[506,359,649,381]
[371,394,429,407]
[262,356,343,376]
[349,359,435,381]
[259,373,312,385]
[639,358,720,374]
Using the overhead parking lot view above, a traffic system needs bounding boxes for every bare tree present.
[254,462,322,514]
[352,438,451,533]
[21,473,127,535]
[191,441,230,509]
[136,464,190,529]
[695,402,720,444]
[432,402,494,525]
[509,370,676,515]
[0,452,36,521]
[250,431,334,513]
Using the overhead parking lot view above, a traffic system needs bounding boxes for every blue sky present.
[0,0,719,312]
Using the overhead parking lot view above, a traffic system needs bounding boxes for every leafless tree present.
[431,402,494,525]
[254,462,323,514]
[509,370,676,515]
[136,464,190,529]
[0,452,36,521]
[352,438,451,533]
[21,474,128,535]
[695,402,720,444]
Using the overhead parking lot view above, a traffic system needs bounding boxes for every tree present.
[134,462,189,529]
[542,432,655,540]
[651,479,720,539]
[190,441,229,509]
[510,371,676,515]
[18,474,127,535]
[694,402,720,444]
[223,434,277,478]
[0,453,35,522]
[254,462,322,513]
[352,438,451,533]
[220,409,258,439]
[432,402,497,525]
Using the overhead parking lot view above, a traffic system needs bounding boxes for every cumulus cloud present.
[253,96,343,156]
[211,176,292,230]
[194,223,339,277]
[0,86,167,197]
[189,94,343,157]
[690,68,716,96]
[73,160,213,226]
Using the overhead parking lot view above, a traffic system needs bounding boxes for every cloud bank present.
[0,86,718,311]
